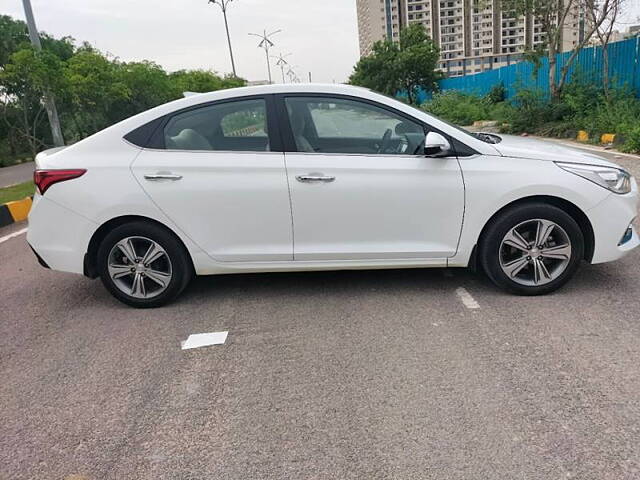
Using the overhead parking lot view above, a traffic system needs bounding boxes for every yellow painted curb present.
[6,197,32,222]
[577,130,589,142]
[601,133,616,144]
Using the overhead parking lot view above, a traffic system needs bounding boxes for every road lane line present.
[456,287,480,310]
[0,227,27,245]
[181,331,228,350]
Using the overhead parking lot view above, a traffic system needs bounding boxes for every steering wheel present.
[377,128,393,154]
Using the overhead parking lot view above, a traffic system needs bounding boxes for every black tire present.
[97,221,193,308]
[479,203,584,295]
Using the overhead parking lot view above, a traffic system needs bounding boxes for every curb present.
[0,197,32,228]
[576,130,617,145]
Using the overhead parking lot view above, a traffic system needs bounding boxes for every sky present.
[618,1,640,29]
[2,0,361,83]
[3,1,640,84]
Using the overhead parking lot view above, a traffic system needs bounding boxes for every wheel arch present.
[471,195,595,269]
[84,215,195,278]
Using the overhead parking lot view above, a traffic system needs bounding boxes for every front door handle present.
[296,174,335,183]
[144,173,183,181]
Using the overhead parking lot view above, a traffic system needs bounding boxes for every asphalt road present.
[2,143,640,480]
[0,161,34,188]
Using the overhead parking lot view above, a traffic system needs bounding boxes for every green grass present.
[0,181,35,204]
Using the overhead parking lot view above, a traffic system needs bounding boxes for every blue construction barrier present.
[417,37,640,102]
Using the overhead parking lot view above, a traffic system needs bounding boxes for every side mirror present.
[424,132,452,157]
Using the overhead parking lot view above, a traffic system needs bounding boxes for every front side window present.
[164,98,269,152]
[284,97,425,155]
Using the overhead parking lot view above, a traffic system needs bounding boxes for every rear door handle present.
[144,173,183,181]
[295,175,335,183]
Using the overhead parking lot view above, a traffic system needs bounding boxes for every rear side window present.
[163,98,269,152]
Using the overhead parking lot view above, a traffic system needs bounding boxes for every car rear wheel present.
[97,221,192,308]
[479,203,584,295]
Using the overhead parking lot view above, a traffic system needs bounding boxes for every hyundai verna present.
[27,84,638,307]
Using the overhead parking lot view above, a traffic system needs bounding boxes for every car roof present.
[186,83,373,100]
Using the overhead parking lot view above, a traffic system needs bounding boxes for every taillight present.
[34,169,86,195]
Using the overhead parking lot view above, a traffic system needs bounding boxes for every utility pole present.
[208,0,237,77]
[248,29,281,84]
[271,52,291,83]
[22,0,64,147]
[286,66,299,84]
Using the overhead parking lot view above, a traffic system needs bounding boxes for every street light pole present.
[209,0,237,77]
[272,52,291,84]
[286,65,300,84]
[248,29,281,84]
[264,38,272,84]
[21,0,64,147]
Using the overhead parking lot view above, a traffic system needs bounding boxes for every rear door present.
[131,95,293,262]
[278,94,465,261]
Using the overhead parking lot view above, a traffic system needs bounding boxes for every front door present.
[132,96,293,262]
[279,95,464,261]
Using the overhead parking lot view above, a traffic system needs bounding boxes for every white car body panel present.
[26,83,639,283]
[132,149,293,262]
[491,134,622,166]
[285,152,464,260]
[448,154,615,266]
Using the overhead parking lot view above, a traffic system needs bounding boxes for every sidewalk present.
[531,136,640,161]
[0,162,34,188]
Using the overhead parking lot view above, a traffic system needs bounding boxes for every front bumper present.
[588,187,640,264]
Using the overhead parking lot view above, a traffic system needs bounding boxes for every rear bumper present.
[26,195,97,275]
[29,243,51,269]
[588,188,639,264]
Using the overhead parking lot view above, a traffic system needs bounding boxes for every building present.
[356,0,584,77]
[587,29,624,46]
[357,0,404,56]
[628,25,640,38]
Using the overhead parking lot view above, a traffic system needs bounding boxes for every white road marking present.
[0,227,28,245]
[456,287,480,310]
[181,331,228,350]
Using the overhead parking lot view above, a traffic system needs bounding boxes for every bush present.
[577,90,640,142]
[422,91,490,126]
[485,83,506,104]
[422,81,640,147]
[621,126,640,153]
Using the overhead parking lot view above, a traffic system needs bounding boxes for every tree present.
[349,24,440,105]
[587,0,626,100]
[62,46,130,138]
[501,0,626,98]
[169,69,245,96]
[0,14,248,163]
[0,47,66,157]
[118,61,175,119]
[0,15,29,67]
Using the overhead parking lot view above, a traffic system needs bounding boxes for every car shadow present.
[179,267,470,303]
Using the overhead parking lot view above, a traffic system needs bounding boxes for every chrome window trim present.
[140,147,282,156]
[282,151,457,159]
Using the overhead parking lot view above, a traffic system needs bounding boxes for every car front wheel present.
[479,203,584,295]
[97,221,192,308]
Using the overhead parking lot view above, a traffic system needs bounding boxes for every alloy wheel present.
[499,219,572,287]
[107,236,173,299]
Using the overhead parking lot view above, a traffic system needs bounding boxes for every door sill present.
[196,257,449,275]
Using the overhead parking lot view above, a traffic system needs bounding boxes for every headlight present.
[556,162,632,194]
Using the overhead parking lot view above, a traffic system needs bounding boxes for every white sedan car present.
[28,84,638,307]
